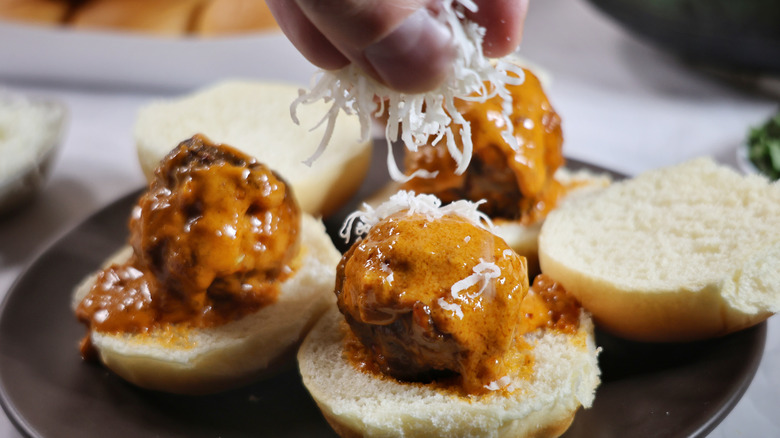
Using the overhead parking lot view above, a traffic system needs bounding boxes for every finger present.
[295,0,455,93]
[465,0,529,57]
[266,0,349,70]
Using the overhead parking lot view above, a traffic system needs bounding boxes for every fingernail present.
[363,9,454,93]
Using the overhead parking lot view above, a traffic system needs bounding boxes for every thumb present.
[295,0,455,93]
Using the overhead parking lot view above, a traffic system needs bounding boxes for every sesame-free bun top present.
[134,81,372,217]
[538,157,780,342]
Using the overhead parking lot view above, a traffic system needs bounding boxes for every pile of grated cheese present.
[339,190,493,242]
[292,0,524,181]
[437,257,503,321]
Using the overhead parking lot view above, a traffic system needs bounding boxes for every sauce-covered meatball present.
[129,134,300,302]
[336,211,529,394]
[402,68,564,224]
[76,135,300,354]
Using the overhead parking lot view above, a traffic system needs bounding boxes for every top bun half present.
[539,157,780,342]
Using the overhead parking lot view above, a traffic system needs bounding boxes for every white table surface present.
[1,0,778,436]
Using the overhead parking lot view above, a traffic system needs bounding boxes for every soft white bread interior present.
[72,214,341,395]
[298,307,600,438]
[538,157,780,342]
[134,81,372,217]
[492,167,612,276]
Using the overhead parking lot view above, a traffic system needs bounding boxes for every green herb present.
[747,111,780,180]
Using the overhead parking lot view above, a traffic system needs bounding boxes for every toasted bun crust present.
[298,308,600,438]
[134,81,372,217]
[0,0,68,24]
[72,214,341,394]
[539,157,780,342]
[69,0,203,35]
[1,0,278,35]
[193,0,277,35]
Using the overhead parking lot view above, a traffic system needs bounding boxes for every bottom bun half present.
[298,308,601,438]
[72,214,341,395]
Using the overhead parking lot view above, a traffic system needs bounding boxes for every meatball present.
[336,212,528,393]
[129,134,301,303]
[402,68,564,224]
[77,135,301,358]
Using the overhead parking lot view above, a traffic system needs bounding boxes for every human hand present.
[266,0,530,94]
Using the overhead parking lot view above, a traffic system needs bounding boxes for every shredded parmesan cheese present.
[437,297,464,319]
[484,375,514,392]
[379,261,394,285]
[291,1,524,181]
[449,258,501,300]
[339,190,492,242]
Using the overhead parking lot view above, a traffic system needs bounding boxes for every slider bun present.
[69,0,202,35]
[72,214,341,394]
[539,157,780,342]
[134,81,372,217]
[193,0,278,36]
[298,308,600,438]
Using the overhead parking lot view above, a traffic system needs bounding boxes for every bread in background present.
[69,0,203,36]
[299,306,600,438]
[0,0,69,25]
[0,0,278,36]
[193,0,277,36]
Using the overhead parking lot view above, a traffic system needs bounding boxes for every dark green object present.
[586,0,780,73]
[748,112,780,180]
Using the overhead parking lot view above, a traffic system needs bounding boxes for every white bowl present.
[0,91,68,215]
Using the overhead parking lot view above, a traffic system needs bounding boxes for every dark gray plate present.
[0,154,767,437]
